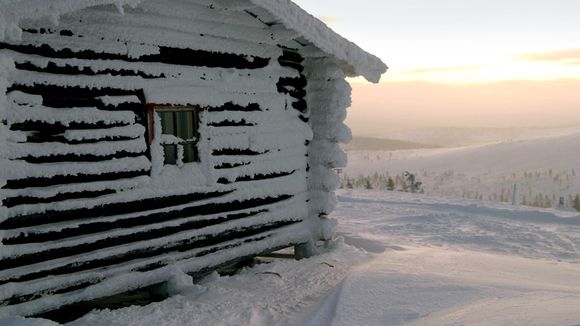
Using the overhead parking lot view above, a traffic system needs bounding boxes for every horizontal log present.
[25,133,139,145]
[0,42,270,69]
[3,166,150,190]
[2,189,117,208]
[206,102,261,112]
[0,191,232,229]
[16,150,145,164]
[213,162,250,169]
[1,229,296,309]
[0,211,275,284]
[9,121,131,132]
[217,170,296,184]
[0,215,298,278]
[0,221,307,316]
[15,61,164,79]
[207,119,255,127]
[278,50,304,64]
[7,83,142,103]
[2,177,149,206]
[212,148,267,156]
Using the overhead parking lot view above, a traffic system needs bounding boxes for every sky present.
[293,0,580,136]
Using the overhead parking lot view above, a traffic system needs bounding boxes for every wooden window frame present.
[146,104,203,165]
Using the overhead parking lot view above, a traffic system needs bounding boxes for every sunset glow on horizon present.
[294,0,580,84]
[293,0,580,134]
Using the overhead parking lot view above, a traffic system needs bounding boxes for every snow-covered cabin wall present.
[0,0,386,317]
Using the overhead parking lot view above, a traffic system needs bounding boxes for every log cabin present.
[0,0,387,317]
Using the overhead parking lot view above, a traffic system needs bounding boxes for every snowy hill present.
[342,137,438,151]
[372,126,580,147]
[345,133,580,207]
[347,133,580,174]
[8,190,580,325]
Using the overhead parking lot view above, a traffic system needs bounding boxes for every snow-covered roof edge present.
[250,0,387,83]
[0,0,387,83]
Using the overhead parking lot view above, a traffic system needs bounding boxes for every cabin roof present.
[0,0,387,82]
[248,0,387,83]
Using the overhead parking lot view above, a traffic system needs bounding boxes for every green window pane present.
[175,111,194,140]
[159,111,175,135]
[163,144,177,165]
[183,142,196,163]
[157,108,200,165]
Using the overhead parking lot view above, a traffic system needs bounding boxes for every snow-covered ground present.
[5,190,580,325]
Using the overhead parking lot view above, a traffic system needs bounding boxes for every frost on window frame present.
[146,104,202,167]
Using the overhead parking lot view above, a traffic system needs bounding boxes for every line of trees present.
[340,171,423,193]
[339,170,580,212]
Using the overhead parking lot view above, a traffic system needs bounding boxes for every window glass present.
[175,111,194,140]
[160,111,175,135]
[163,144,177,165]
[183,142,196,163]
[149,106,200,166]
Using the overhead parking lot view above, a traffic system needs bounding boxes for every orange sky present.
[293,0,580,135]
[349,79,580,136]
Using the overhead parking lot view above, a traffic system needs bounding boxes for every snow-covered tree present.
[401,171,424,193]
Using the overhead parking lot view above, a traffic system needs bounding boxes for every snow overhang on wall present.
[0,0,387,83]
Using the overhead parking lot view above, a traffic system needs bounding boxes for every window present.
[147,105,201,166]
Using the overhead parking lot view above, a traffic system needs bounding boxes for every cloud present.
[401,65,484,74]
[518,48,580,62]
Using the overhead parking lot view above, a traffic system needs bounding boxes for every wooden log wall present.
[0,0,316,317]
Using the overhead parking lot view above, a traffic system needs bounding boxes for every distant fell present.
[375,126,580,147]
[343,136,439,151]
